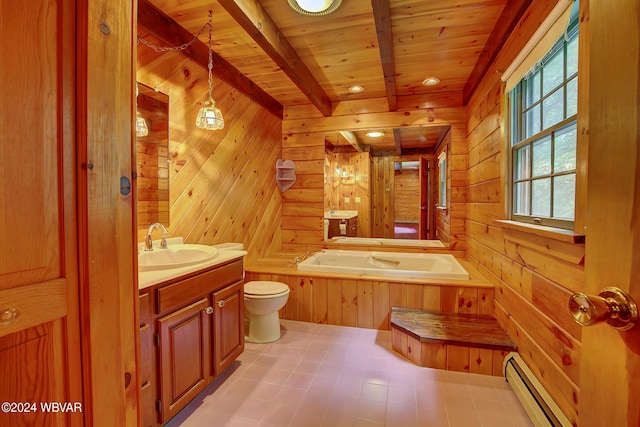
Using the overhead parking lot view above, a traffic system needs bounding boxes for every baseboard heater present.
[503,352,572,427]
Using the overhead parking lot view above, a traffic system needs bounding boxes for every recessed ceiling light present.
[288,0,342,16]
[366,131,384,138]
[422,77,440,86]
[349,85,364,93]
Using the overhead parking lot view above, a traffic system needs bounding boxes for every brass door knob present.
[569,287,638,331]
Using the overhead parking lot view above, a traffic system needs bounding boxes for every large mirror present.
[136,83,169,229]
[324,125,451,247]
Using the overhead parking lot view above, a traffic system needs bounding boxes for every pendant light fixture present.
[195,10,224,131]
[136,116,149,137]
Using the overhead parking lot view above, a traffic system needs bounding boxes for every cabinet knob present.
[0,308,20,326]
[204,306,213,315]
[218,300,226,308]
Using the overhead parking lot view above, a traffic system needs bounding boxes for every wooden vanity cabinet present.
[212,280,244,376]
[327,216,359,238]
[139,258,245,426]
[158,298,211,422]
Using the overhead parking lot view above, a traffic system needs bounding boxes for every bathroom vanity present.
[138,250,246,426]
[325,210,359,239]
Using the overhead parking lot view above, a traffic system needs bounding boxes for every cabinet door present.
[212,281,245,376]
[158,298,212,423]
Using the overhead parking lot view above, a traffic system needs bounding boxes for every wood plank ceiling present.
[139,0,527,151]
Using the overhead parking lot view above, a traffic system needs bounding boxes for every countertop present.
[137,238,247,290]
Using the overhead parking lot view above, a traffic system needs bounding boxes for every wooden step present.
[390,307,517,376]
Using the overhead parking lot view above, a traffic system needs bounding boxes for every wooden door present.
[158,298,212,423]
[578,1,640,426]
[212,281,245,376]
[0,1,83,425]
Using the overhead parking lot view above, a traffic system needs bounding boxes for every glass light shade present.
[195,98,224,130]
[297,0,332,12]
[288,0,341,15]
[136,116,149,137]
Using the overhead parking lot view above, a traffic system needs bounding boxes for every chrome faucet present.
[330,206,338,214]
[144,223,169,251]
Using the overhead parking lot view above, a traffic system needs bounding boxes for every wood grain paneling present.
[465,0,586,423]
[283,97,467,253]
[137,41,282,261]
[244,271,491,331]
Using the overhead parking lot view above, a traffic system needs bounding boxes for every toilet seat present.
[244,281,290,299]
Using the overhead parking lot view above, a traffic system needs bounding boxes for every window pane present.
[514,182,530,215]
[525,105,541,139]
[542,88,565,129]
[554,124,577,173]
[525,71,541,107]
[514,146,531,180]
[543,47,564,95]
[567,35,578,77]
[532,178,551,217]
[566,77,578,117]
[532,136,551,177]
[553,174,576,219]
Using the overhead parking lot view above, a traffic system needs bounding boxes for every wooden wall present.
[282,94,467,253]
[136,38,283,261]
[245,271,494,332]
[394,167,420,222]
[324,151,371,237]
[464,0,586,424]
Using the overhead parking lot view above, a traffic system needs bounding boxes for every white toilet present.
[243,281,290,343]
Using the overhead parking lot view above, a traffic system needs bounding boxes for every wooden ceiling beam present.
[218,0,333,117]
[463,0,533,104]
[338,131,364,152]
[393,128,402,155]
[371,0,398,112]
[137,0,283,119]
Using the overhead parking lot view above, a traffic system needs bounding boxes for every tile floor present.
[165,320,533,427]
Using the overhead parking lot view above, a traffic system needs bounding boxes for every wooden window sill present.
[495,220,585,244]
[495,220,585,265]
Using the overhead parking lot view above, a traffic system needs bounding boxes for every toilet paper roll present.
[339,223,347,234]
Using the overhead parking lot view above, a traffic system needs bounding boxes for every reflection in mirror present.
[324,126,451,247]
[136,83,169,229]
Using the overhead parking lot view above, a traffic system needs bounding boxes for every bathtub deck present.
[390,307,516,376]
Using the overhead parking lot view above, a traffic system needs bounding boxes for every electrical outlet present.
[355,197,361,203]
[344,197,350,203]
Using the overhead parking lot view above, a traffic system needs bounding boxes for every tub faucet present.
[294,251,312,264]
[144,223,169,251]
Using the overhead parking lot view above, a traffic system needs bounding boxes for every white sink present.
[138,244,218,271]
[324,210,358,219]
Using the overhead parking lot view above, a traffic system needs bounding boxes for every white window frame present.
[508,21,579,230]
